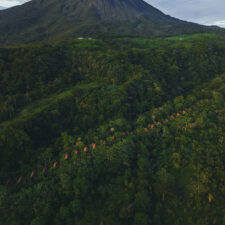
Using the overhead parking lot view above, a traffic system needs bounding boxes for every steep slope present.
[0,0,219,45]
[0,35,225,225]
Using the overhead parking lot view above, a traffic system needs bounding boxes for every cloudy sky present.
[0,0,225,27]
[147,0,225,27]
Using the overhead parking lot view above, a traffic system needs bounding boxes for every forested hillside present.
[0,34,225,225]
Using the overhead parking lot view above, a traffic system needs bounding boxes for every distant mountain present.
[0,0,222,45]
[0,6,6,10]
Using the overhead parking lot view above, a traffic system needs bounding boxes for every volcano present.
[0,0,219,45]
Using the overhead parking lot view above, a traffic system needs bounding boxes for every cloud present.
[146,0,225,28]
[206,20,225,28]
[0,0,23,7]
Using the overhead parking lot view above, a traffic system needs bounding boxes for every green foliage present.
[0,36,225,225]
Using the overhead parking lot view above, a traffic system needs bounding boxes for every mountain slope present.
[0,35,225,225]
[0,0,220,45]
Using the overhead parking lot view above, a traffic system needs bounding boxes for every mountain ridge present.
[0,0,222,45]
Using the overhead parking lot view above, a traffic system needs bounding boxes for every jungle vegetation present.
[0,34,225,225]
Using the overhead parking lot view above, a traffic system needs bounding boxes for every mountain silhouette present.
[0,0,221,45]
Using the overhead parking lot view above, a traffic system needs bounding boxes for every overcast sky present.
[147,0,225,27]
[0,0,225,27]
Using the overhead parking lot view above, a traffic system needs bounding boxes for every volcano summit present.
[0,0,220,44]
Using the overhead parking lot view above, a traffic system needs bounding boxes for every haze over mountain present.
[148,0,225,28]
[0,0,221,45]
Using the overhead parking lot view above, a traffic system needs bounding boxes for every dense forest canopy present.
[0,34,225,225]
